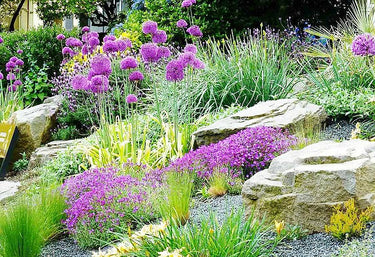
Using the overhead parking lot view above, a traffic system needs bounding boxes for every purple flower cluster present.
[165,43,204,81]
[164,126,297,179]
[182,0,196,7]
[352,34,375,56]
[142,20,168,44]
[61,165,162,246]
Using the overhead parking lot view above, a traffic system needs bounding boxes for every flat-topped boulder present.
[242,140,375,232]
[9,95,62,160]
[192,99,326,148]
[28,139,81,170]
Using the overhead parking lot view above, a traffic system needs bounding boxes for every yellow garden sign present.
[0,122,19,179]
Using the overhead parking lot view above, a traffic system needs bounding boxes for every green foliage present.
[0,26,79,78]
[279,224,309,241]
[333,234,374,257]
[133,209,278,257]
[325,198,373,240]
[156,171,194,225]
[39,149,88,185]
[22,62,53,106]
[0,81,23,122]
[12,152,29,173]
[0,185,66,257]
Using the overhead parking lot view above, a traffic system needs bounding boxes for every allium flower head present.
[10,57,18,63]
[88,37,100,48]
[0,37,3,44]
[182,0,193,7]
[56,34,65,41]
[140,43,160,63]
[62,47,74,56]
[166,59,184,82]
[120,56,138,70]
[13,79,22,86]
[103,35,116,42]
[184,44,197,54]
[6,62,16,70]
[17,49,23,54]
[66,37,83,47]
[157,46,171,59]
[103,40,119,53]
[72,75,89,90]
[191,58,205,69]
[6,73,16,81]
[152,30,167,44]
[129,71,144,81]
[178,52,196,67]
[15,59,24,66]
[81,26,90,33]
[142,21,158,34]
[352,34,375,56]
[88,31,99,39]
[187,25,203,37]
[116,39,131,51]
[8,85,17,92]
[177,19,188,28]
[90,75,109,93]
[126,94,138,103]
[91,54,112,77]
[0,72,3,80]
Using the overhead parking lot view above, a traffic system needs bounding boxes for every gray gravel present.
[321,118,356,141]
[40,237,91,257]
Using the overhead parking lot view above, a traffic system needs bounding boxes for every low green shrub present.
[0,25,79,78]
[12,152,29,173]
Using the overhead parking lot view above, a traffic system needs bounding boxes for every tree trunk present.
[9,0,26,31]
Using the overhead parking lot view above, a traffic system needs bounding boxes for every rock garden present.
[1,0,375,257]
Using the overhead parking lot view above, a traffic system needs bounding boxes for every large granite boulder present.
[242,140,375,232]
[9,95,62,160]
[192,99,326,148]
[28,139,81,170]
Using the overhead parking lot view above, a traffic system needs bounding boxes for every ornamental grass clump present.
[165,126,297,182]
[61,166,163,248]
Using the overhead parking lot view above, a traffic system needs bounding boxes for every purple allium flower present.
[81,45,89,55]
[9,56,18,63]
[6,62,16,70]
[126,94,138,103]
[62,47,74,55]
[88,31,99,39]
[142,20,158,34]
[116,39,131,52]
[81,26,90,33]
[178,52,196,67]
[191,0,196,3]
[187,25,203,37]
[66,37,83,48]
[157,46,171,59]
[103,35,116,42]
[88,37,100,48]
[17,49,23,54]
[191,58,205,69]
[72,75,89,90]
[0,37,3,44]
[129,71,144,81]
[90,55,112,77]
[177,19,188,28]
[0,72,3,80]
[120,56,138,70]
[14,68,20,73]
[152,30,167,44]
[15,59,24,66]
[184,44,197,54]
[140,43,160,63]
[13,79,22,86]
[164,126,297,180]
[56,34,65,41]
[8,85,17,92]
[103,40,118,53]
[166,59,184,82]
[6,73,16,81]
[352,34,375,56]
[182,0,193,7]
[90,75,109,93]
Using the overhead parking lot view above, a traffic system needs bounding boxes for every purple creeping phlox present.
[61,165,163,243]
[352,34,375,56]
[164,126,297,180]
